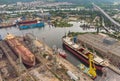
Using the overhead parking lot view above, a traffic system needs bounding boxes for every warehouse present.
[77,33,120,68]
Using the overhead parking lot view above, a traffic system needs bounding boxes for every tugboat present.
[52,45,67,58]
[57,48,67,59]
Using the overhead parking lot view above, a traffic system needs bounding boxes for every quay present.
[77,33,120,74]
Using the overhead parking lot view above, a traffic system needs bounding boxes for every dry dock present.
[0,33,93,81]
[24,33,93,81]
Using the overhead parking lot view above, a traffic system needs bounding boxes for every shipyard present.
[0,0,120,81]
[0,33,94,81]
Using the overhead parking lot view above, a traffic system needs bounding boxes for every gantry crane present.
[88,53,97,79]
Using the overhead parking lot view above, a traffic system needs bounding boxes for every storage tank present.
[67,70,78,81]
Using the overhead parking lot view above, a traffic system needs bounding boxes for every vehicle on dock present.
[62,36,107,71]
[67,70,78,81]
[5,34,36,66]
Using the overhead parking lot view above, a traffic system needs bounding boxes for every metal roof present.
[77,33,120,57]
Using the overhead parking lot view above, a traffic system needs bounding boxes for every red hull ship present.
[5,34,35,66]
[62,36,106,71]
[18,20,37,25]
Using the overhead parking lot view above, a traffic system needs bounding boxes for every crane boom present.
[88,53,97,78]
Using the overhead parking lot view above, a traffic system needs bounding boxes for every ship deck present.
[63,37,104,64]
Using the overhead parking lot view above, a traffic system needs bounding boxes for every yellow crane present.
[88,53,97,78]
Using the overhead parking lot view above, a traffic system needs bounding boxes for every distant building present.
[77,33,120,68]
[36,12,51,20]
[0,4,6,8]
[17,2,22,6]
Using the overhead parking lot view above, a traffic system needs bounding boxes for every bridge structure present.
[93,3,120,32]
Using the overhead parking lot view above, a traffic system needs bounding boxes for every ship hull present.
[59,53,67,59]
[63,42,103,71]
[5,37,35,66]
[18,20,37,25]
[0,24,16,28]
[19,22,44,30]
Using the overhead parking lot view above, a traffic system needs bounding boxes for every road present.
[93,3,120,31]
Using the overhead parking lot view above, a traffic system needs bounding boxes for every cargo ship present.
[19,21,44,30]
[5,34,36,66]
[62,36,106,71]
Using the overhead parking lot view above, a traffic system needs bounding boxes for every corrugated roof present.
[77,34,120,57]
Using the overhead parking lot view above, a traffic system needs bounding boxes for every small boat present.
[57,48,67,58]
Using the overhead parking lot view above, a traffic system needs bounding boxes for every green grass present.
[68,32,97,37]
[54,21,73,27]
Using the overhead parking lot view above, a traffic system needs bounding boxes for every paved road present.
[93,3,120,27]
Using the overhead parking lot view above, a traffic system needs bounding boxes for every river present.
[0,22,96,65]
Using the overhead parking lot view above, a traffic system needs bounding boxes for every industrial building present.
[77,33,120,68]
